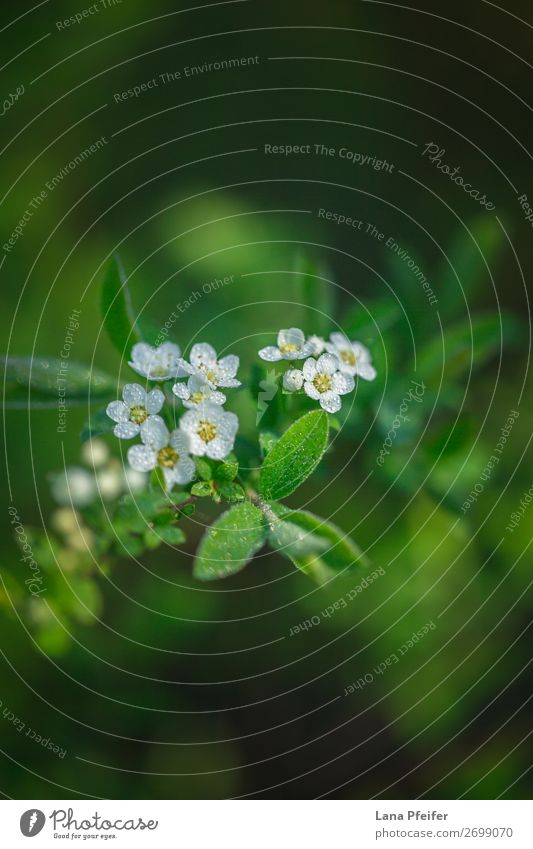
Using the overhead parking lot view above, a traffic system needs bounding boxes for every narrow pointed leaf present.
[100,254,142,355]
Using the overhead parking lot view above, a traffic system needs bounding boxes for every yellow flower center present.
[313,373,332,393]
[190,391,206,404]
[198,420,217,442]
[340,350,356,367]
[150,365,167,377]
[157,447,179,468]
[280,342,298,354]
[199,363,217,383]
[130,405,148,425]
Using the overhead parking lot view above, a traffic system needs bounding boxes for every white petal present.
[187,433,208,456]
[209,389,226,405]
[218,354,239,378]
[302,358,317,381]
[332,372,355,395]
[173,457,196,484]
[352,341,371,363]
[219,409,239,437]
[168,429,191,455]
[190,343,217,367]
[306,335,325,355]
[329,332,348,348]
[258,346,282,362]
[158,341,181,358]
[172,382,190,400]
[278,327,305,348]
[122,383,146,407]
[317,353,339,374]
[130,343,154,364]
[140,415,168,449]
[106,400,129,423]
[206,434,234,460]
[128,444,157,472]
[176,357,195,376]
[304,381,321,401]
[188,374,209,393]
[179,409,199,436]
[356,363,377,381]
[162,466,179,491]
[114,421,140,440]
[298,342,317,359]
[320,391,342,413]
[146,388,165,413]
[128,362,149,378]
[216,376,241,388]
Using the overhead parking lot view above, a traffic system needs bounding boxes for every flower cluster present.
[259,328,377,413]
[107,342,240,490]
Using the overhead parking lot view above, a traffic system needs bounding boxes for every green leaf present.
[213,453,239,482]
[268,504,369,583]
[195,457,214,481]
[435,217,507,319]
[157,525,186,544]
[292,253,336,335]
[2,356,116,399]
[143,528,163,549]
[144,524,186,547]
[80,407,114,442]
[259,431,279,457]
[417,312,523,387]
[100,254,142,355]
[345,298,401,343]
[193,503,267,581]
[191,481,213,497]
[218,482,245,502]
[259,410,329,500]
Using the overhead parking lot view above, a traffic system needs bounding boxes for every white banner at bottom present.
[0,799,531,848]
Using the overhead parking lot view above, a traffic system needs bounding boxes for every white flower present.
[177,343,240,389]
[325,333,377,381]
[96,459,124,500]
[129,342,185,381]
[179,403,239,460]
[259,327,314,362]
[306,335,326,356]
[127,417,195,490]
[283,368,304,391]
[172,374,226,408]
[50,467,96,507]
[106,383,165,439]
[80,438,109,468]
[122,467,148,494]
[302,353,354,413]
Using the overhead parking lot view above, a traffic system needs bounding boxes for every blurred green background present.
[1,0,532,799]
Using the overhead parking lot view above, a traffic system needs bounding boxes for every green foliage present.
[259,431,279,457]
[80,407,115,443]
[191,481,213,497]
[267,504,369,584]
[418,312,523,387]
[100,254,142,355]
[2,356,116,407]
[259,410,330,500]
[193,502,267,581]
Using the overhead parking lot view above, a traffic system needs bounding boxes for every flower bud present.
[50,467,96,507]
[80,438,109,468]
[283,369,304,391]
